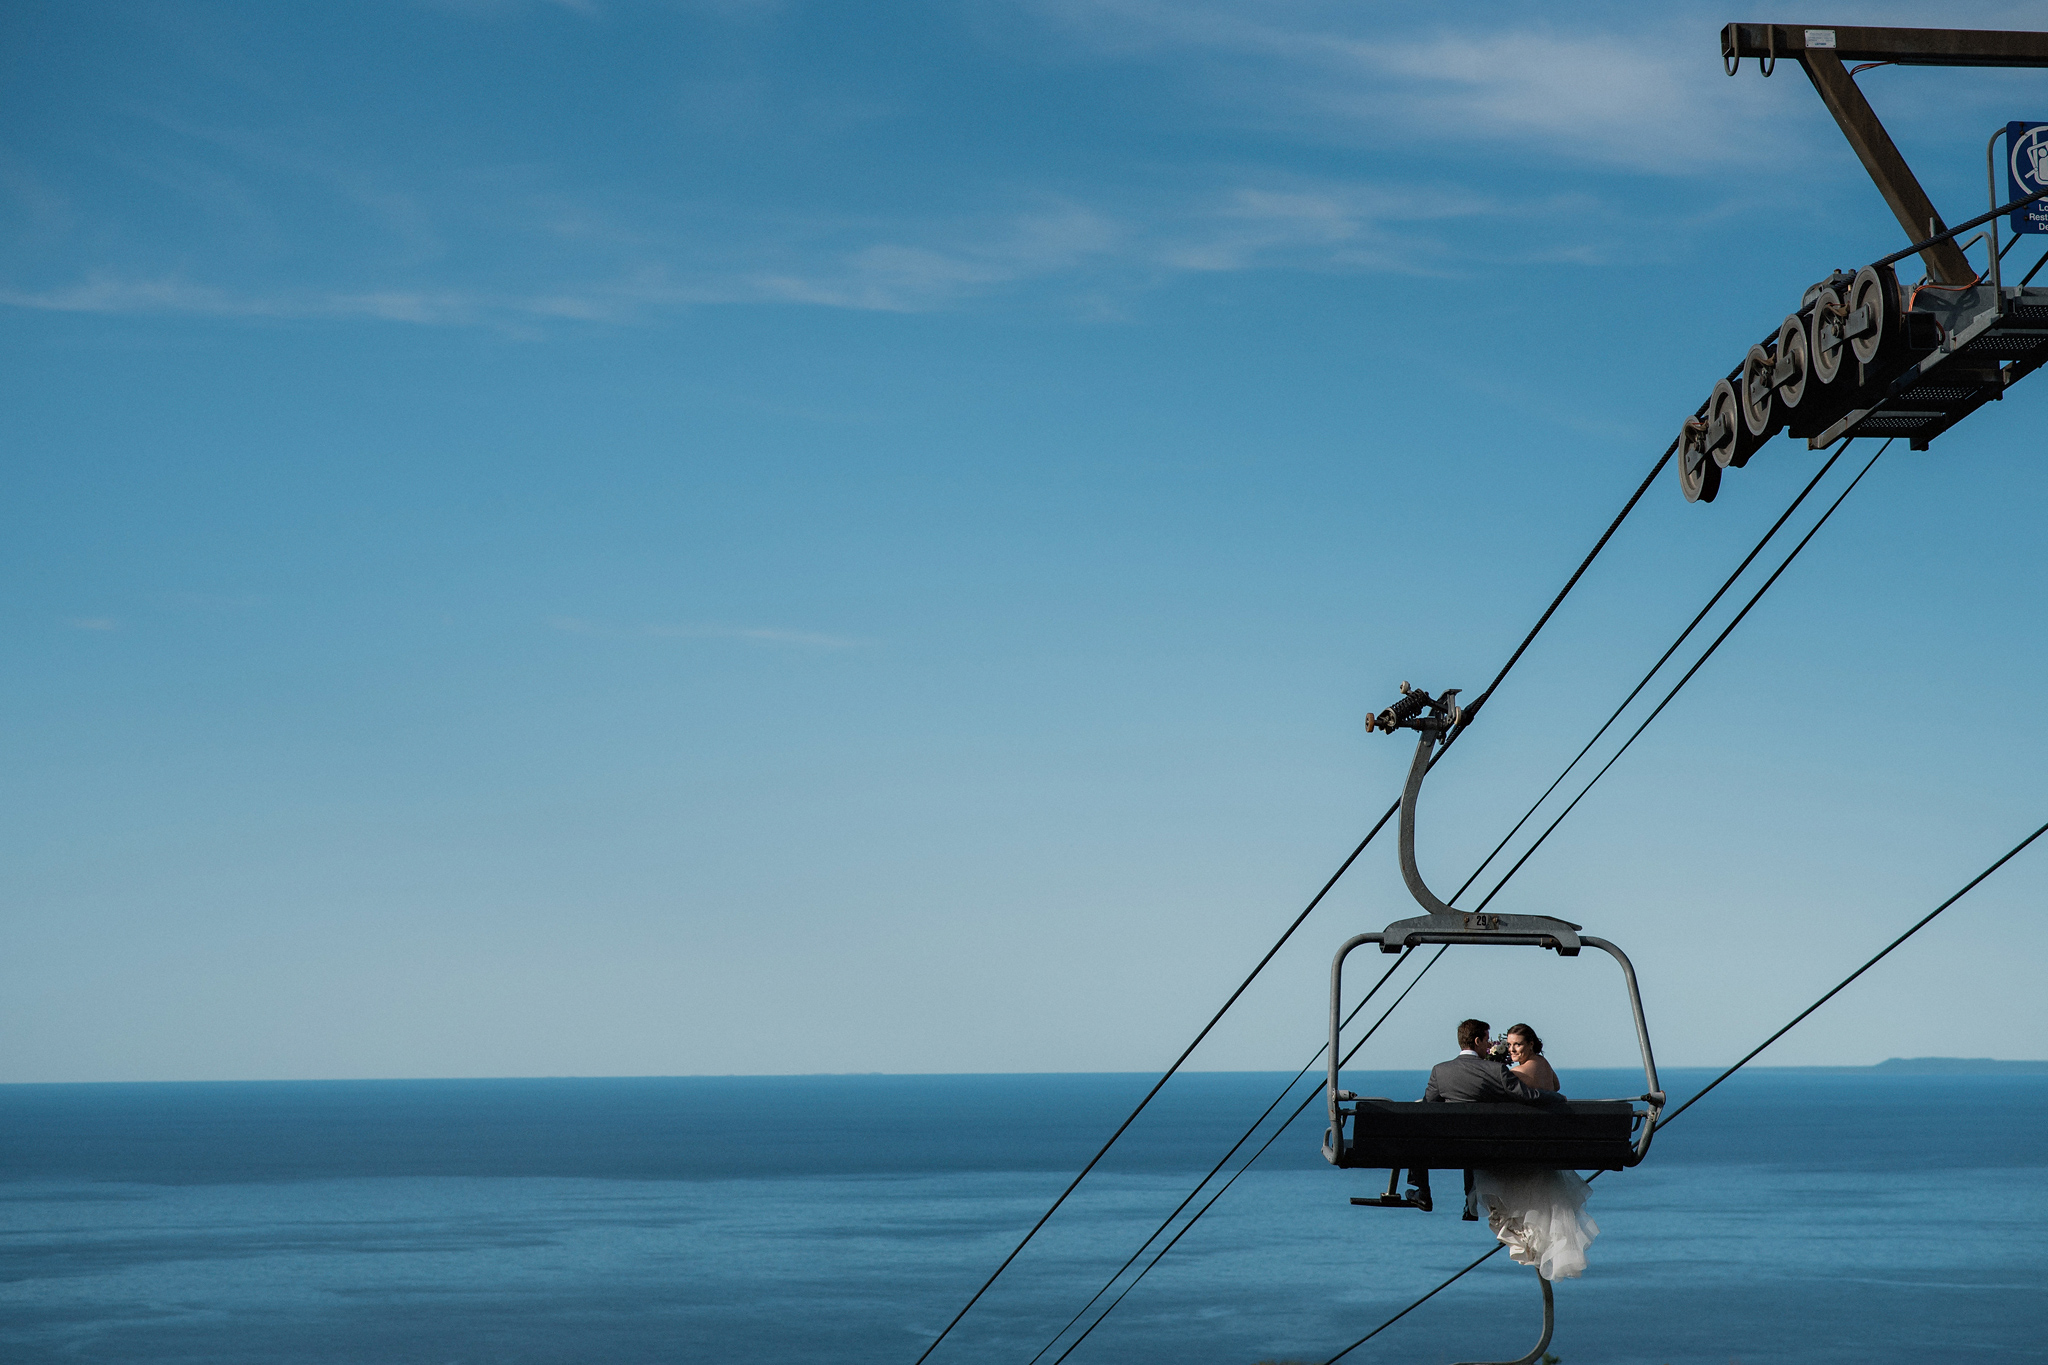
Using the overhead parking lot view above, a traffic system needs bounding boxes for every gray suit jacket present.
[1422,1052,1563,1106]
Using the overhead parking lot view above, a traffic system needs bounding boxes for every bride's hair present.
[1506,1024,1543,1055]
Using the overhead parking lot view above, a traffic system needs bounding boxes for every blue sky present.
[7,0,2048,1082]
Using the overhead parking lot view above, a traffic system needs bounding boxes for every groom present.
[1405,1018,1563,1216]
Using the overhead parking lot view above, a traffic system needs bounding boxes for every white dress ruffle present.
[1472,1167,1599,1280]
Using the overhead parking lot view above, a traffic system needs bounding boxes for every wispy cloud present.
[0,275,485,323]
[68,617,120,631]
[1025,1,1806,172]
[1158,181,1499,275]
[169,591,270,610]
[0,268,765,327]
[0,141,72,242]
[643,624,861,648]
[1345,29,1792,171]
[547,617,862,649]
[0,1,1788,333]
[1,172,1563,327]
[421,0,607,18]
[745,203,1124,311]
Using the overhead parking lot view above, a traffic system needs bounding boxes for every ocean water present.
[2,1070,2043,1364]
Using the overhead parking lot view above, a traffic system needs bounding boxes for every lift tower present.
[1677,24,2048,502]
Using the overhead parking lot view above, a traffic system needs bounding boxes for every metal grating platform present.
[1815,285,2048,451]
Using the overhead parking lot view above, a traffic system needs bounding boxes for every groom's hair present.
[1457,1018,1490,1051]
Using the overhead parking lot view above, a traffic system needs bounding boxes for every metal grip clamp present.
[1365,681,1462,735]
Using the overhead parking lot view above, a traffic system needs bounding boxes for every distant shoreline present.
[1766,1057,2048,1075]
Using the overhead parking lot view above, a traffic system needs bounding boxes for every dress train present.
[1472,1167,1599,1280]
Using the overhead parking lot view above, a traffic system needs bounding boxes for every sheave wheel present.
[1848,264,1897,368]
[1706,378,1755,468]
[1773,314,1809,411]
[1679,419,1720,503]
[1809,287,1847,387]
[1739,343,1777,439]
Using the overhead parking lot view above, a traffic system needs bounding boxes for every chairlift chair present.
[1324,685,1666,1191]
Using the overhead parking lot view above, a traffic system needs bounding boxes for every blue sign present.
[2009,122,2048,234]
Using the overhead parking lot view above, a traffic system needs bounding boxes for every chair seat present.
[1338,1098,1641,1172]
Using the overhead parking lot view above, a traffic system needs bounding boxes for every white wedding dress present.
[1472,1166,1599,1280]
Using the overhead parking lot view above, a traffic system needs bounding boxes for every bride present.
[1503,1022,1561,1094]
[1475,1023,1599,1280]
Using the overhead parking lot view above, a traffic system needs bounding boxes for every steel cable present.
[1033,746,1598,1364]
[1456,436,1680,730]
[1456,439,1854,900]
[1320,813,2048,1365]
[910,804,1397,1365]
[909,441,1677,1364]
[1472,439,1890,912]
[909,804,1397,1365]
[1029,221,1993,1362]
[1031,434,1802,1358]
[1033,438,1854,1354]
[1019,950,1417,1365]
[1040,946,1452,1365]
[1055,438,1890,1359]
[1656,813,2048,1127]
[1031,840,1547,1364]
[1315,441,1896,1364]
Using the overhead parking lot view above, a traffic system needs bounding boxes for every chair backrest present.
[1340,1099,1640,1172]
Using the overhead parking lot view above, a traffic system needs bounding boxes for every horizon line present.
[6,1057,2046,1086]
